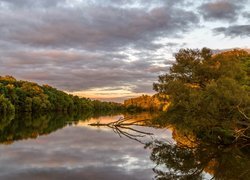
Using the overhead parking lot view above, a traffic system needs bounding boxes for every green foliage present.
[154,48,250,144]
[92,100,124,112]
[0,95,15,113]
[0,76,124,114]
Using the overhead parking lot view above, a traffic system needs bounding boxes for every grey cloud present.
[243,12,250,20]
[0,0,200,100]
[0,4,198,51]
[0,0,187,9]
[0,167,151,180]
[213,25,250,37]
[0,0,65,8]
[199,0,243,22]
[0,49,163,93]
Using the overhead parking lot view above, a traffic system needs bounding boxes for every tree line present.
[124,94,170,112]
[0,76,124,114]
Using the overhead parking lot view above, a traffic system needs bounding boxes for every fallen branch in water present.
[88,117,154,144]
[89,117,151,126]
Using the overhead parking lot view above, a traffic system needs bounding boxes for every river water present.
[0,112,248,180]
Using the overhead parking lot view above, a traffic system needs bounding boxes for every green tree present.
[0,95,15,113]
[154,48,250,144]
[0,75,124,114]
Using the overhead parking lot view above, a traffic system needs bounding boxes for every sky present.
[0,0,249,102]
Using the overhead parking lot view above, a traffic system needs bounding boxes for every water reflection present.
[0,112,165,180]
[146,139,250,180]
[0,112,93,144]
[147,116,250,180]
[0,112,249,180]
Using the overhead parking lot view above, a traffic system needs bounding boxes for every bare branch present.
[88,117,153,144]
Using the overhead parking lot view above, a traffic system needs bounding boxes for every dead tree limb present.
[88,117,154,144]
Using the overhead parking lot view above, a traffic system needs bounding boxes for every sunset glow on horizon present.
[71,86,155,102]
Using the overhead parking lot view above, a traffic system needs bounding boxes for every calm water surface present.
[0,113,248,180]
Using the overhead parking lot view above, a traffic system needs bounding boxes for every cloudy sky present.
[0,0,249,102]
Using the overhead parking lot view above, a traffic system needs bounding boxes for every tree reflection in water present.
[0,111,112,144]
[145,139,250,180]
[89,113,250,180]
[1,112,249,179]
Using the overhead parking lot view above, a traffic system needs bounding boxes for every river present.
[0,112,249,180]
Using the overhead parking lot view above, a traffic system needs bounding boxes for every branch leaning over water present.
[88,117,154,144]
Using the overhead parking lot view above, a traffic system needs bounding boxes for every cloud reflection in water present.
[0,115,171,180]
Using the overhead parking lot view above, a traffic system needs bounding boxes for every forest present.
[0,76,124,113]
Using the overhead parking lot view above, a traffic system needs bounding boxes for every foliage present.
[0,94,15,114]
[124,94,169,112]
[0,76,124,113]
[153,48,250,144]
[92,100,124,112]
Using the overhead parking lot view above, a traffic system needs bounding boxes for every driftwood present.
[89,117,154,144]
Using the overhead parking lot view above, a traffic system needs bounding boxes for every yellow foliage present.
[204,159,218,176]
[124,94,169,111]
[172,128,197,148]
